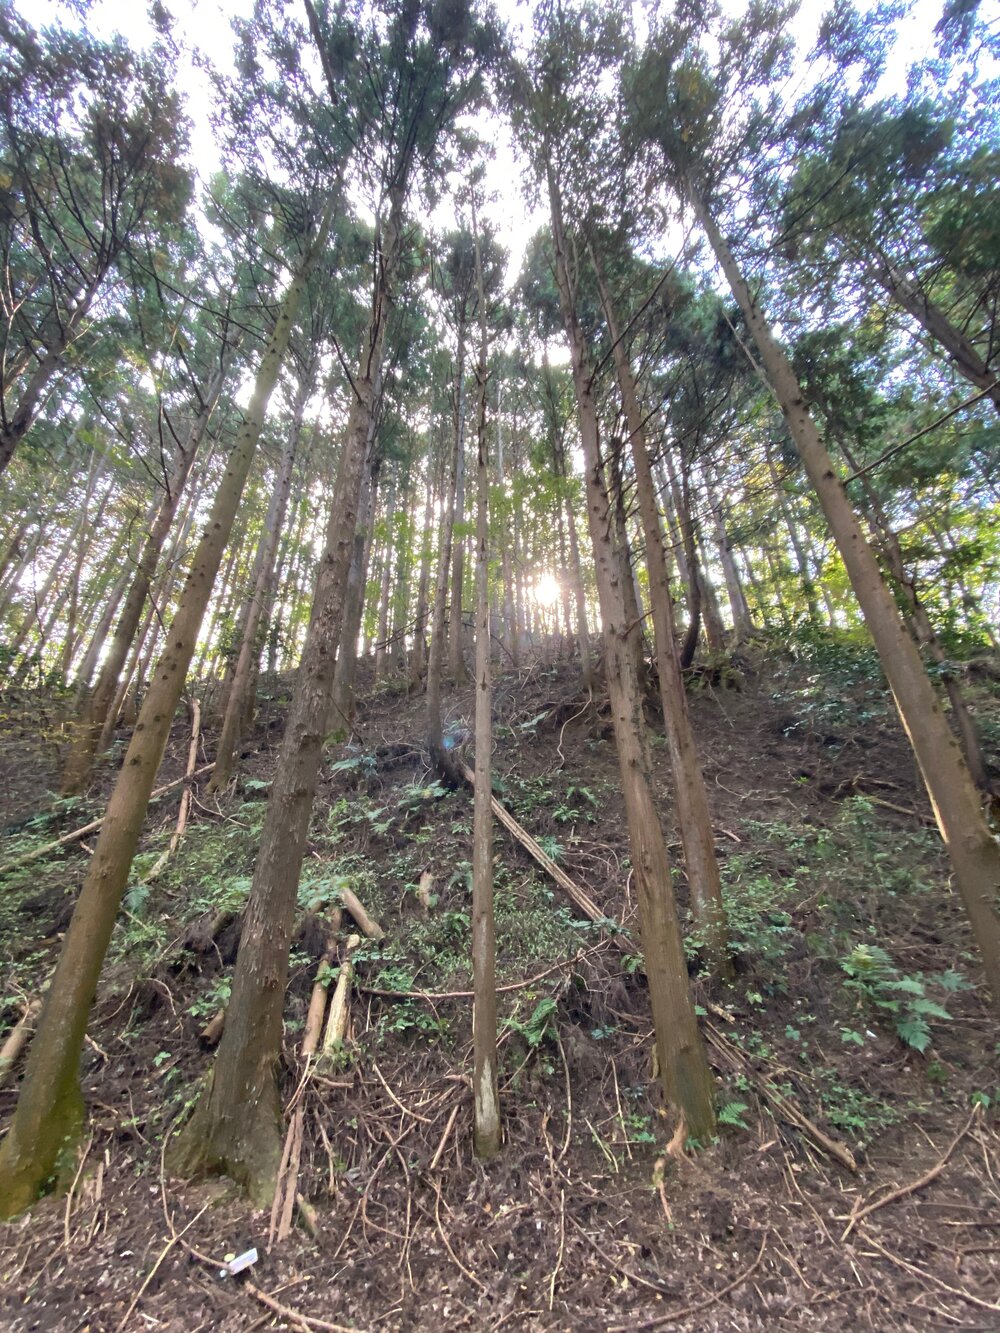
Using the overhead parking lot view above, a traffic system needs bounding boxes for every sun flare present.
[530,572,562,608]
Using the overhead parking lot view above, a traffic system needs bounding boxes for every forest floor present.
[2,632,1000,1332]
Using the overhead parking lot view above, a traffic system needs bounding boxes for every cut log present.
[321,934,361,1062]
[0,1000,41,1087]
[416,871,434,913]
[339,888,384,941]
[199,1008,226,1047]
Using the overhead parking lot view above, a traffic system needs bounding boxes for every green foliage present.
[503,996,557,1048]
[839,944,969,1053]
[717,1100,750,1130]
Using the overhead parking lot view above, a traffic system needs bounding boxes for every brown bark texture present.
[691,181,1000,1008]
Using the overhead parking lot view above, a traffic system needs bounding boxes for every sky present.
[15,0,953,287]
[17,0,544,282]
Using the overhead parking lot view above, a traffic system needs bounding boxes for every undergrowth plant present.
[839,944,970,1052]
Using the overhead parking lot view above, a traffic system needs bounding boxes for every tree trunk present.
[608,443,647,680]
[328,442,380,737]
[169,191,404,1203]
[0,276,101,476]
[427,402,462,782]
[471,205,500,1158]
[547,160,716,1139]
[209,364,312,790]
[373,476,396,681]
[59,481,112,681]
[71,559,131,697]
[448,354,469,685]
[663,451,703,668]
[873,256,1000,415]
[706,461,755,641]
[839,437,992,794]
[409,451,437,688]
[0,211,330,1220]
[692,182,1000,1007]
[696,540,727,652]
[765,446,822,625]
[591,245,731,976]
[61,367,225,794]
[496,381,519,670]
[7,446,106,670]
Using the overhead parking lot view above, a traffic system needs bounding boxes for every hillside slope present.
[1,635,999,1331]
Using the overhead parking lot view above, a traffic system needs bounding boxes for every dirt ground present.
[1,639,999,1331]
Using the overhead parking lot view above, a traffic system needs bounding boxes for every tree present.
[171,0,500,1201]
[627,4,1000,1006]
[509,2,717,1140]
[0,193,334,1218]
[0,9,190,474]
[470,188,501,1158]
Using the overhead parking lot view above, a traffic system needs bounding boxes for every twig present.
[117,1203,210,1331]
[841,1109,978,1240]
[430,1103,461,1171]
[554,1029,572,1162]
[144,697,201,881]
[547,1187,566,1310]
[608,1233,769,1332]
[705,1022,857,1173]
[371,1059,434,1123]
[245,1282,367,1332]
[359,943,608,1002]
[556,687,592,769]
[859,1230,1000,1313]
[62,1134,93,1250]
[432,1178,487,1292]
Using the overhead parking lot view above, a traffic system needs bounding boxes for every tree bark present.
[0,208,330,1219]
[839,436,992,794]
[691,181,1000,1007]
[448,354,469,684]
[373,476,396,681]
[209,362,312,790]
[470,204,500,1158]
[328,440,380,737]
[591,244,731,976]
[427,400,462,783]
[61,365,225,794]
[169,190,405,1203]
[547,160,715,1139]
[873,255,1000,415]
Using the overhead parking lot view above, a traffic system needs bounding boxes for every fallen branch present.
[245,1282,367,1333]
[358,942,608,1002]
[841,1108,977,1239]
[608,1233,769,1332]
[0,764,214,875]
[705,1022,858,1174]
[859,1230,1000,1313]
[459,763,613,931]
[117,1202,210,1331]
[144,697,202,881]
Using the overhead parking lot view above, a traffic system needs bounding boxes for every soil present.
[1,639,999,1332]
